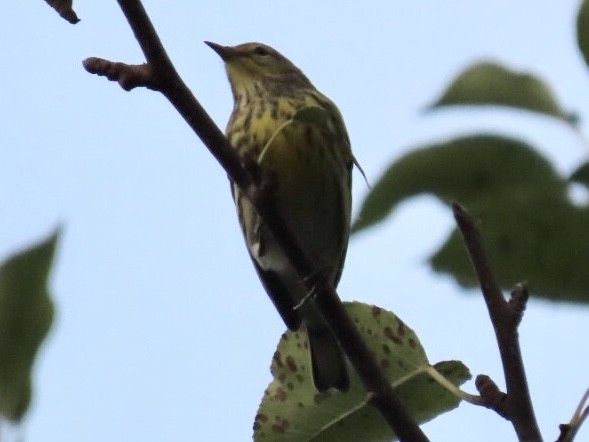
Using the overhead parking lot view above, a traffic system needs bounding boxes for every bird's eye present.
[253,46,270,56]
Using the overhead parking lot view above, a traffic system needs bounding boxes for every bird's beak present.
[204,41,236,62]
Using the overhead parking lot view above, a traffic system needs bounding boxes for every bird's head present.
[205,41,312,98]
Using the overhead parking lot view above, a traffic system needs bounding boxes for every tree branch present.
[83,0,429,440]
[453,202,542,442]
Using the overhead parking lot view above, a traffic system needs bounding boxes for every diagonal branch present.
[453,202,542,442]
[84,0,429,440]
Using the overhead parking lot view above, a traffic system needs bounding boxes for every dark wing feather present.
[231,180,302,331]
[248,257,302,331]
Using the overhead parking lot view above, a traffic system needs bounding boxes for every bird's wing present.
[231,181,302,331]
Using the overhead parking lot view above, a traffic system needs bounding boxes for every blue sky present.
[2,1,589,440]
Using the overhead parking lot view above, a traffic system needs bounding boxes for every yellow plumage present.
[207,41,353,391]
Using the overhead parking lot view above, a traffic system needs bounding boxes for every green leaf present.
[352,135,565,233]
[570,161,589,187]
[430,195,589,303]
[428,61,575,124]
[292,106,330,126]
[0,229,59,421]
[353,135,589,302]
[253,302,470,441]
[578,0,589,68]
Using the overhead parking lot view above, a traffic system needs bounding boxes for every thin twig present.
[557,386,589,442]
[453,202,542,442]
[83,1,429,440]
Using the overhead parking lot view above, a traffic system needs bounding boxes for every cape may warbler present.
[207,41,354,392]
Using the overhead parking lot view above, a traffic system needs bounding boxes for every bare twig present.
[45,0,80,24]
[557,387,589,442]
[453,202,542,442]
[83,1,429,440]
[83,59,155,91]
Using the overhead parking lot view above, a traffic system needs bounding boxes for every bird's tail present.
[306,325,349,392]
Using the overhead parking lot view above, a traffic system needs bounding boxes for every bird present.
[206,41,355,392]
